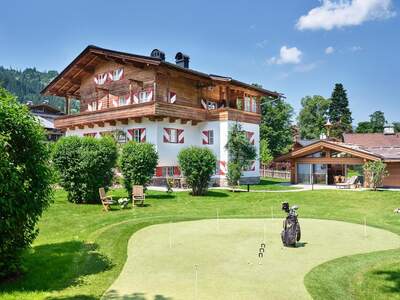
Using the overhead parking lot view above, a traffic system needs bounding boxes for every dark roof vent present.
[175,52,190,68]
[150,49,165,61]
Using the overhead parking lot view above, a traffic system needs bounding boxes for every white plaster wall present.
[65,118,260,178]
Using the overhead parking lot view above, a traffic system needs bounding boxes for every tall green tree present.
[355,121,373,133]
[0,87,53,279]
[355,111,386,133]
[369,111,386,133]
[328,84,353,138]
[297,95,331,139]
[225,123,257,187]
[260,96,294,156]
[394,122,400,133]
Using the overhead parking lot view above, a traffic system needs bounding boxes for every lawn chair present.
[99,187,116,211]
[336,176,358,189]
[132,185,145,206]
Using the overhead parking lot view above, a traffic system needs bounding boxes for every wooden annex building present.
[277,128,400,188]
[42,45,281,186]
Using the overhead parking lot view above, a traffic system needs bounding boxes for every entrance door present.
[297,163,311,184]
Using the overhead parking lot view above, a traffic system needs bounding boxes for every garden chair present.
[99,187,116,211]
[336,176,358,189]
[132,185,145,206]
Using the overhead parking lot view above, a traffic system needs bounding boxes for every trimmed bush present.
[52,136,118,203]
[120,142,158,197]
[178,146,217,196]
[0,87,53,279]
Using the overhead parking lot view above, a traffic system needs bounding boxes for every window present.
[202,130,214,145]
[244,96,251,112]
[128,128,145,143]
[112,68,123,81]
[236,98,243,110]
[91,101,97,111]
[251,96,257,113]
[306,151,326,158]
[331,151,354,158]
[162,167,174,177]
[119,96,127,106]
[170,129,178,143]
[207,101,217,110]
[139,91,149,103]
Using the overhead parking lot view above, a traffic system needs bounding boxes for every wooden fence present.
[260,168,291,180]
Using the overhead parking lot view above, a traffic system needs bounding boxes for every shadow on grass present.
[103,290,172,300]
[146,194,176,200]
[373,269,400,294]
[0,241,112,293]
[204,190,229,198]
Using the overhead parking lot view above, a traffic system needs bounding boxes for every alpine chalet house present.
[42,45,280,186]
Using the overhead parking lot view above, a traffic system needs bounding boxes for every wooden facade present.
[277,140,400,188]
[42,45,278,129]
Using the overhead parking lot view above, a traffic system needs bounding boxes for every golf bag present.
[281,202,301,247]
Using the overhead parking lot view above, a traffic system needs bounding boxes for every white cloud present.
[325,46,335,54]
[293,62,318,73]
[268,46,302,65]
[296,0,396,31]
[256,39,268,48]
[350,45,362,52]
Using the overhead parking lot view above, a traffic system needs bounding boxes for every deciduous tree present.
[297,95,331,139]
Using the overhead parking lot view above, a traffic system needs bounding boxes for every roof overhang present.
[42,45,282,100]
[275,140,382,162]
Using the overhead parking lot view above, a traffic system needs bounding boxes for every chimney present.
[150,49,165,61]
[384,123,395,135]
[175,52,190,68]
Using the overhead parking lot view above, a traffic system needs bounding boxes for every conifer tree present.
[328,84,353,138]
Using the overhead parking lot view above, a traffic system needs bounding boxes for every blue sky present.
[1,0,399,124]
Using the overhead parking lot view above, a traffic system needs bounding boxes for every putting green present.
[103,219,400,300]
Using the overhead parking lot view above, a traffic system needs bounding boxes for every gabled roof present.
[42,45,280,99]
[276,140,382,162]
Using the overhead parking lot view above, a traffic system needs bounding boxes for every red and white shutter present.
[169,91,177,103]
[163,128,171,143]
[173,166,181,176]
[133,92,139,104]
[250,161,256,171]
[155,167,163,177]
[126,95,131,105]
[140,128,146,142]
[246,131,255,145]
[127,129,134,139]
[202,130,209,144]
[178,129,184,143]
[218,161,227,175]
[113,68,123,81]
[147,88,153,102]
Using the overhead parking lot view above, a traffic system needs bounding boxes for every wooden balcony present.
[54,101,260,129]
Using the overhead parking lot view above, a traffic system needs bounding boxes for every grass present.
[239,177,300,191]
[0,187,399,299]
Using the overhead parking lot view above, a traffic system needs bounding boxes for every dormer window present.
[119,96,127,106]
[244,96,251,112]
[112,68,124,81]
[139,91,149,103]
[251,96,257,113]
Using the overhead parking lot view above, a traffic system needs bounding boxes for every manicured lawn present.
[0,188,399,299]
[240,177,300,191]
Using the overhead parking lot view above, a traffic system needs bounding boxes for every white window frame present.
[169,129,178,143]
[113,68,123,81]
[207,130,214,145]
[133,129,141,143]
[162,166,174,177]
[139,91,148,103]
[119,96,127,106]
[91,101,97,111]
[251,96,257,113]
[244,96,251,112]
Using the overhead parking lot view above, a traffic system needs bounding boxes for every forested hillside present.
[0,66,67,111]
